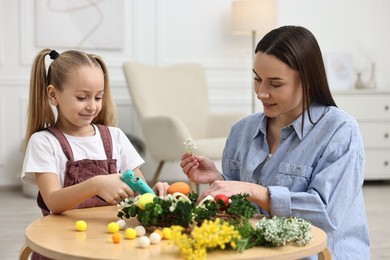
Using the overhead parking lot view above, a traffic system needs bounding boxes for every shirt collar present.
[291,102,328,140]
[256,102,328,140]
[255,113,267,139]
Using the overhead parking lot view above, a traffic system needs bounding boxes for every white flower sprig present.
[255,216,312,246]
[183,138,197,155]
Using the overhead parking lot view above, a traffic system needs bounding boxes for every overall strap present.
[96,124,113,159]
[46,126,74,161]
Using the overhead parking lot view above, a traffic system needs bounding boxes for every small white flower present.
[255,216,312,246]
[183,138,197,155]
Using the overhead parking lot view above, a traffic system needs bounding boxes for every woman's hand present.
[198,180,271,212]
[199,180,251,199]
[180,153,224,184]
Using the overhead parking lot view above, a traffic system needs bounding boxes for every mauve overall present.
[33,125,118,260]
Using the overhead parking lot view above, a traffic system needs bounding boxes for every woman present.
[180,26,370,259]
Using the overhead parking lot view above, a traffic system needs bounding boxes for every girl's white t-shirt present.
[21,125,144,187]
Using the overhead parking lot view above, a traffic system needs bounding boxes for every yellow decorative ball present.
[125,228,137,239]
[75,220,87,231]
[162,227,172,240]
[137,193,156,210]
[107,222,120,233]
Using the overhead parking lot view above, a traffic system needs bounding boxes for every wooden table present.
[21,206,331,260]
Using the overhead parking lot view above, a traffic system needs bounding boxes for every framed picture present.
[325,53,355,90]
[35,0,124,50]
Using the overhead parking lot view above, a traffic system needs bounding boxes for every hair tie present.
[49,50,59,60]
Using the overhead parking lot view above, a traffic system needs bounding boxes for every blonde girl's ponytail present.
[24,49,118,151]
[24,49,55,150]
[91,54,117,127]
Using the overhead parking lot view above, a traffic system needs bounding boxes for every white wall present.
[0,0,389,186]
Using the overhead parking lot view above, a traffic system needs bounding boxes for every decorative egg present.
[167,182,190,195]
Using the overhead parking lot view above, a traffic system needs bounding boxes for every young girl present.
[180,26,370,259]
[22,49,168,217]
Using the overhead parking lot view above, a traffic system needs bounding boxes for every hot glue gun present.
[121,169,155,195]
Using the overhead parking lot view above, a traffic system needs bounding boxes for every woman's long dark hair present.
[255,25,336,128]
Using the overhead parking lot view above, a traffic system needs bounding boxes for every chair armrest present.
[206,113,247,137]
[142,115,192,160]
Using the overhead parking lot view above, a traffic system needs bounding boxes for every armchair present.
[122,62,246,187]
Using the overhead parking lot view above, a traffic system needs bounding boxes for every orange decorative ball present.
[112,233,122,244]
[167,182,190,195]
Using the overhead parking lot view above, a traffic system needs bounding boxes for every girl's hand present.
[180,153,223,184]
[153,181,170,198]
[95,174,134,204]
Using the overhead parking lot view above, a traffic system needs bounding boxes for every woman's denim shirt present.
[222,103,370,260]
